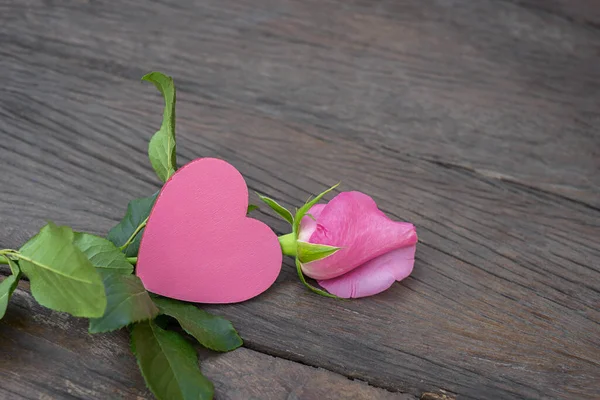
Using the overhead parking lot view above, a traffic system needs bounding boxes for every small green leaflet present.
[89,274,159,333]
[0,275,18,320]
[247,204,259,214]
[293,183,339,235]
[143,72,177,183]
[5,256,20,276]
[153,297,242,352]
[131,321,214,400]
[257,194,294,225]
[108,193,157,257]
[17,222,106,318]
[296,241,341,263]
[0,257,20,319]
[73,232,133,276]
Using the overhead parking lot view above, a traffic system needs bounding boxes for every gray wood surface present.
[1,283,414,400]
[1,0,599,399]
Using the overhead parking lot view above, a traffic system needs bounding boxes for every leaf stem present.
[1,251,141,267]
[278,233,297,257]
[119,217,149,251]
[0,249,19,263]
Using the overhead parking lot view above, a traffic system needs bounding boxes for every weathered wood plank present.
[502,0,600,26]
[0,0,599,399]
[0,283,412,400]
[1,0,598,206]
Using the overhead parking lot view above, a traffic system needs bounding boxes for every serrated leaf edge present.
[89,276,159,334]
[154,299,243,352]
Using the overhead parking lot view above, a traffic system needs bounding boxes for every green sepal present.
[17,222,106,318]
[153,297,242,352]
[297,241,341,263]
[293,183,339,236]
[294,257,340,299]
[257,194,294,225]
[131,320,214,400]
[143,71,177,183]
[247,204,259,214]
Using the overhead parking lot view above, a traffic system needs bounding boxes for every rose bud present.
[271,189,417,299]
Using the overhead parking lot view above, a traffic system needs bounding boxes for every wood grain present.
[503,0,600,26]
[1,283,411,400]
[0,0,599,399]
[2,0,598,206]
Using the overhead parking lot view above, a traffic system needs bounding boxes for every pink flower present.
[298,192,417,298]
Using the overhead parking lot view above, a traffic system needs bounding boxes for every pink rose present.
[297,192,417,298]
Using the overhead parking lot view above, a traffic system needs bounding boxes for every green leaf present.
[295,257,340,299]
[143,71,177,183]
[108,193,157,257]
[4,255,20,276]
[131,321,214,400]
[297,241,341,263]
[257,194,294,225]
[0,275,19,320]
[17,222,107,317]
[73,232,133,276]
[247,204,259,214]
[0,257,20,319]
[89,274,159,333]
[293,183,340,235]
[153,297,242,352]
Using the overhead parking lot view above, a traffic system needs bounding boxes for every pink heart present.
[136,158,282,303]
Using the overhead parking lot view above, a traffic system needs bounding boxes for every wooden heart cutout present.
[136,158,282,303]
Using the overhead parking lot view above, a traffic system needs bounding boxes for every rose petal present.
[300,192,417,280]
[298,204,325,242]
[317,244,416,298]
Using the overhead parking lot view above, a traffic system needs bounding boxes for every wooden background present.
[1,0,599,399]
